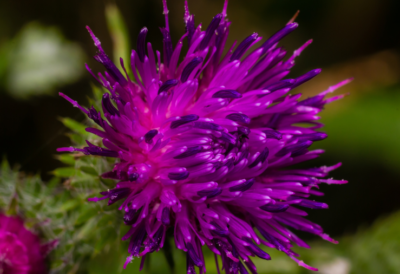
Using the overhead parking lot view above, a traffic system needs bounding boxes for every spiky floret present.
[58,1,349,272]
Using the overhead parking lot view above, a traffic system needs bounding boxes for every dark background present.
[0,0,399,240]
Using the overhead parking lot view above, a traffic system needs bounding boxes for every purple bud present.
[231,33,259,61]
[158,79,179,94]
[174,146,202,159]
[101,170,128,180]
[213,161,223,170]
[227,238,240,259]
[260,204,289,213]
[229,178,255,192]
[128,225,147,256]
[296,132,327,142]
[168,171,190,180]
[298,199,328,209]
[181,57,203,83]
[186,243,203,267]
[292,148,310,157]
[185,15,195,46]
[197,187,222,198]
[160,28,173,67]
[214,23,227,59]
[298,94,324,108]
[199,14,223,50]
[261,23,298,53]
[187,256,196,274]
[257,226,288,252]
[263,129,282,140]
[144,129,158,144]
[137,27,148,63]
[238,127,251,136]
[88,106,102,125]
[129,173,139,182]
[239,262,250,274]
[234,149,249,165]
[83,142,119,158]
[102,93,119,116]
[193,121,223,131]
[100,188,131,205]
[300,177,319,186]
[210,221,229,237]
[291,69,321,89]
[248,148,269,168]
[161,207,170,225]
[243,238,271,260]
[93,52,127,86]
[266,113,281,129]
[219,132,236,144]
[146,226,165,253]
[264,79,295,92]
[124,209,138,225]
[275,141,312,157]
[212,89,242,99]
[170,114,199,129]
[224,158,235,169]
[226,113,251,124]
[213,239,230,253]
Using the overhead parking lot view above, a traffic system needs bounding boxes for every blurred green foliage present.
[321,87,400,173]
[0,22,85,99]
[0,84,124,273]
[105,3,131,72]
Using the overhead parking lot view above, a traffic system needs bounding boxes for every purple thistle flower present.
[58,1,350,272]
[0,213,56,274]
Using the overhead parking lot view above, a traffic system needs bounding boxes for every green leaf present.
[89,83,105,107]
[1,157,11,175]
[75,206,98,225]
[105,3,130,71]
[69,133,87,146]
[6,195,18,215]
[53,167,79,177]
[163,237,176,271]
[57,154,75,165]
[77,217,98,240]
[80,165,98,176]
[100,178,116,188]
[60,117,88,136]
[60,200,80,212]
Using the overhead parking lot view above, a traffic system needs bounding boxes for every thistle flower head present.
[0,213,52,274]
[58,1,349,272]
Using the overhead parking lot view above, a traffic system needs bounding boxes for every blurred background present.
[0,0,399,273]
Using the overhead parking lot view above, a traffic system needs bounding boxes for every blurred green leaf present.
[57,154,76,166]
[80,165,98,176]
[105,4,131,71]
[346,211,400,274]
[3,22,85,99]
[75,206,98,225]
[53,167,79,177]
[162,237,176,271]
[320,87,400,173]
[77,218,98,240]
[60,117,88,136]
[60,199,80,212]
